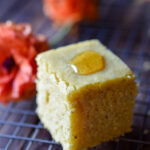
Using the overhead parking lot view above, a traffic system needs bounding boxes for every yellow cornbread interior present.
[68,78,137,149]
[36,40,137,150]
[70,51,105,75]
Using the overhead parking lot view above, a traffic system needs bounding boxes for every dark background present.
[0,0,150,149]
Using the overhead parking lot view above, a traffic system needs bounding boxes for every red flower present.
[43,0,99,25]
[0,21,49,103]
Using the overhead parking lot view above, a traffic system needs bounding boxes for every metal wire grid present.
[0,0,150,149]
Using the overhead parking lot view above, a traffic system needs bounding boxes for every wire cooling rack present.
[0,0,150,149]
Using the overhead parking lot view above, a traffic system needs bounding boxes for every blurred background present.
[0,0,150,149]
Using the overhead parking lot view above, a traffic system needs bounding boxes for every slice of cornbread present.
[36,40,137,150]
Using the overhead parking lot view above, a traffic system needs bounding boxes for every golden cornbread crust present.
[36,40,134,93]
[36,40,137,150]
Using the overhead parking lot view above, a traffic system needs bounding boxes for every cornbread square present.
[36,40,137,150]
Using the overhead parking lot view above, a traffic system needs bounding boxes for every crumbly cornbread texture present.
[36,40,137,150]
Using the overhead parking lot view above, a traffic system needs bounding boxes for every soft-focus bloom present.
[43,0,99,25]
[0,21,49,103]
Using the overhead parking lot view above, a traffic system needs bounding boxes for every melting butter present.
[70,50,105,75]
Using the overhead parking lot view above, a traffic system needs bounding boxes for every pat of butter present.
[70,50,105,75]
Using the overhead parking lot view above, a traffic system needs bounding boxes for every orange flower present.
[0,21,49,103]
[43,0,99,25]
